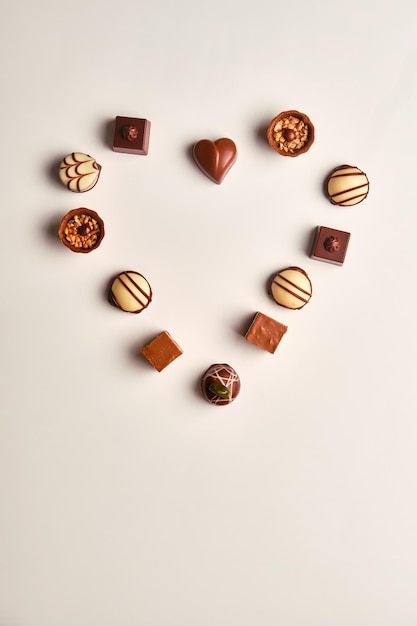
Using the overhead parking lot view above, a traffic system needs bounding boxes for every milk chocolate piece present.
[113,116,151,155]
[245,312,287,354]
[58,208,105,253]
[310,226,351,265]
[269,267,312,310]
[110,271,152,313]
[59,152,101,192]
[326,165,369,206]
[267,110,314,157]
[141,331,183,372]
[201,363,241,405]
[193,138,237,184]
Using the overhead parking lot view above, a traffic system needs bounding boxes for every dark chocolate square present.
[141,331,183,372]
[113,116,151,155]
[310,225,351,265]
[245,311,288,354]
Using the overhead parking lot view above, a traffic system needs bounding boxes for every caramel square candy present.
[140,331,183,372]
[310,225,351,265]
[113,116,151,155]
[245,312,288,354]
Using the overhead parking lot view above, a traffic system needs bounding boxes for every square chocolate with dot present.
[113,116,151,155]
[245,312,288,354]
[140,331,183,372]
[310,226,351,266]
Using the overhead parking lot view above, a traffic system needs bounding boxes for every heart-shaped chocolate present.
[193,138,237,184]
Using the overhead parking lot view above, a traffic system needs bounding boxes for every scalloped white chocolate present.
[59,152,101,192]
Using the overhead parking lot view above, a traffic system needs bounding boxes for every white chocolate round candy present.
[110,271,152,314]
[59,152,101,192]
[270,266,312,310]
[326,165,369,206]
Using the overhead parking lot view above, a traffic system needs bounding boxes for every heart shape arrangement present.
[193,138,237,184]
[55,112,370,405]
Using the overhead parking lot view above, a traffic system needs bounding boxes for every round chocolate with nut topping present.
[58,208,105,253]
[267,110,315,157]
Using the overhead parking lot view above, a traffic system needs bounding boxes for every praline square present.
[245,312,288,354]
[310,226,351,265]
[113,116,151,155]
[140,331,183,372]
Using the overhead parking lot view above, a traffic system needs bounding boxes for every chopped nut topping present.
[64,213,100,249]
[272,114,309,154]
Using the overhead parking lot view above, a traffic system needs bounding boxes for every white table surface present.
[1,1,417,625]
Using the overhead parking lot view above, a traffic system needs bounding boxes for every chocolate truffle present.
[110,271,152,313]
[201,363,241,406]
[113,116,151,155]
[245,312,287,354]
[59,152,101,192]
[141,331,183,372]
[267,110,314,157]
[269,267,312,310]
[58,208,105,253]
[193,138,237,184]
[326,165,369,206]
[310,226,351,265]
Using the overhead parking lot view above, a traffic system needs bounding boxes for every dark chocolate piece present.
[310,226,351,265]
[113,116,151,155]
[245,312,287,354]
[141,331,183,372]
[193,138,237,184]
[201,363,241,405]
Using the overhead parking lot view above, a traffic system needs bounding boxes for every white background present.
[1,1,417,624]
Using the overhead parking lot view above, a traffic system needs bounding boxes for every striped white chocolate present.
[110,271,152,313]
[270,267,312,310]
[326,165,369,206]
[59,152,101,192]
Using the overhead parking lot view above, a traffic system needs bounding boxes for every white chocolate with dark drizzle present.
[270,267,312,310]
[326,165,369,206]
[59,152,101,192]
[110,271,152,314]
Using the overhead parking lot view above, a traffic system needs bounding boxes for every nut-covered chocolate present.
[193,138,237,184]
[201,363,241,406]
[110,271,152,313]
[325,165,369,206]
[269,267,312,310]
[58,208,105,253]
[267,110,314,157]
[59,152,101,192]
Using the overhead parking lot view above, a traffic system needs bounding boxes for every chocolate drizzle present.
[59,152,101,192]
[110,271,152,313]
[326,165,369,206]
[270,267,312,309]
